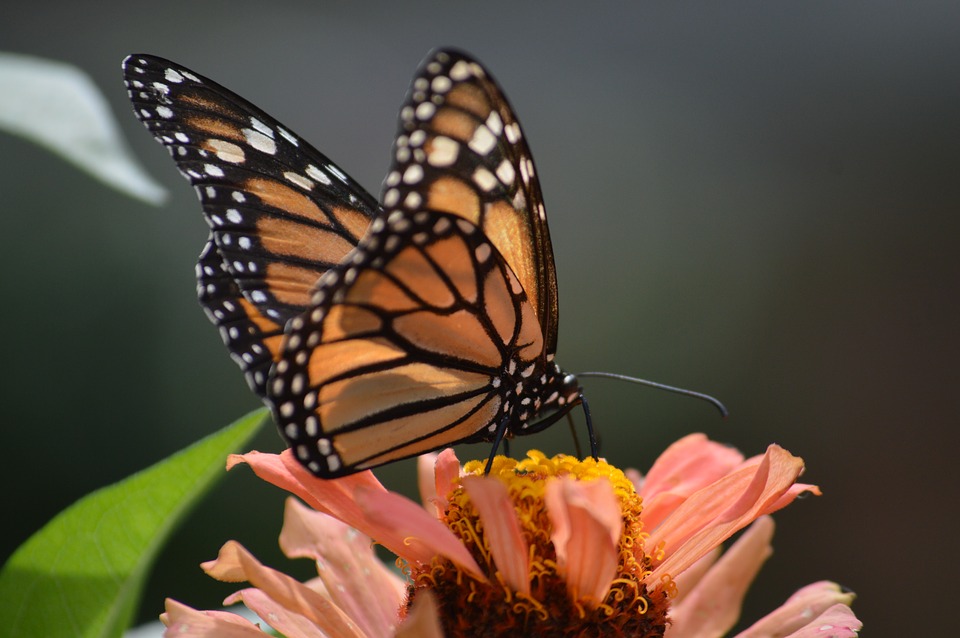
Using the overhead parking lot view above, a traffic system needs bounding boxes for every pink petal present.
[201,540,365,638]
[646,445,805,583]
[461,476,530,595]
[545,477,622,609]
[231,450,482,579]
[228,450,387,536]
[639,434,744,500]
[670,547,720,605]
[625,468,644,491]
[637,434,745,531]
[395,591,445,638]
[225,589,328,638]
[763,482,822,515]
[782,604,862,638]
[417,449,461,517]
[666,516,775,638]
[358,485,487,582]
[278,497,405,637]
[417,453,441,515]
[434,448,462,508]
[736,582,858,637]
[161,598,268,637]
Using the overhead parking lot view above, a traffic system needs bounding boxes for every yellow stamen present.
[405,451,673,637]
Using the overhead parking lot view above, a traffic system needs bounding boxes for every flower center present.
[405,451,672,637]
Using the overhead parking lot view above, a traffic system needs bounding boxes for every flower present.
[160,435,861,637]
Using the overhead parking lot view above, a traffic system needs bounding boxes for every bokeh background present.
[3,2,957,634]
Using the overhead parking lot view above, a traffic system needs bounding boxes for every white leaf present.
[0,52,167,205]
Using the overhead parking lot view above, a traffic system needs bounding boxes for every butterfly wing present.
[196,236,285,393]
[268,209,548,477]
[123,55,379,395]
[380,49,560,358]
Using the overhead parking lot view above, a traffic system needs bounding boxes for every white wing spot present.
[232,191,246,203]
[306,165,332,185]
[403,164,424,184]
[284,171,314,191]
[204,164,225,177]
[250,117,275,138]
[415,102,436,120]
[431,75,452,93]
[449,60,472,80]
[428,136,459,167]
[472,167,497,192]
[156,106,174,119]
[242,128,277,155]
[226,209,243,223]
[278,127,299,146]
[404,192,423,209]
[164,69,184,83]
[208,139,246,163]
[496,159,515,185]
[468,125,497,156]
[327,164,349,183]
[486,111,503,136]
[409,130,427,147]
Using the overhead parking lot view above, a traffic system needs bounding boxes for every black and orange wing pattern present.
[382,50,560,358]
[267,50,580,477]
[125,49,582,477]
[123,55,379,395]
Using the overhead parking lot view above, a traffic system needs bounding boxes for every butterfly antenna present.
[576,371,729,418]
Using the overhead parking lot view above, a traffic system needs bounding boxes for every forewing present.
[123,54,379,326]
[267,210,544,477]
[380,49,560,356]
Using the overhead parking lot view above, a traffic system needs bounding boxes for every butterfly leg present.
[565,412,582,459]
[484,413,513,475]
[579,392,599,461]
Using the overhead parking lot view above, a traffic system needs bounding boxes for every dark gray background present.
[3,2,957,633]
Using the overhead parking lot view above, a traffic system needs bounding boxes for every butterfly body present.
[124,49,585,477]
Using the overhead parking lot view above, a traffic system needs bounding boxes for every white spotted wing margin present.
[196,236,285,396]
[122,54,381,397]
[380,48,561,360]
[267,209,575,478]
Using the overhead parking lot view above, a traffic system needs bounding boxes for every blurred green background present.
[3,2,957,634]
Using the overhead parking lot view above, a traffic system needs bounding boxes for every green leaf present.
[0,409,269,638]
[0,52,168,205]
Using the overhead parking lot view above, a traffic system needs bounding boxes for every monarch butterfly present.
[124,49,610,477]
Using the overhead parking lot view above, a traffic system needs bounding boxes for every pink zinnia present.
[161,434,861,637]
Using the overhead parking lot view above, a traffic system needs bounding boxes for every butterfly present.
[123,49,592,477]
